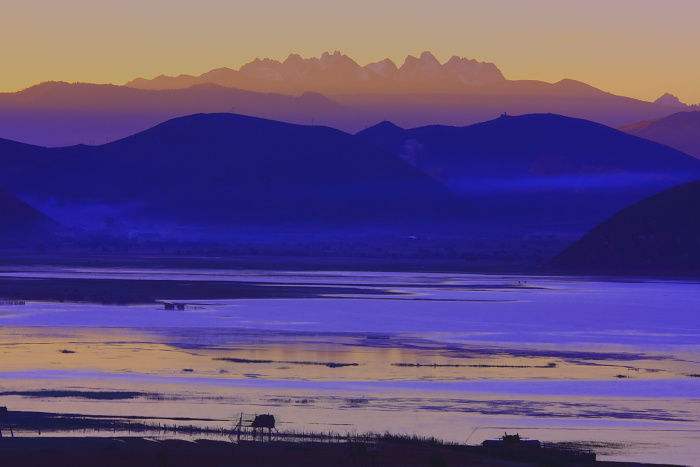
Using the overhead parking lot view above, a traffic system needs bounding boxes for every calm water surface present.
[0,268,698,464]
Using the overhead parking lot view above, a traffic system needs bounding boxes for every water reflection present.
[0,268,698,464]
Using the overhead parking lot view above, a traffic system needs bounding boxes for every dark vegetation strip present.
[392,362,557,369]
[215,357,359,368]
[368,340,667,362]
[0,412,606,466]
[0,437,609,467]
[0,390,148,400]
[0,410,449,440]
[0,277,396,304]
[0,390,218,403]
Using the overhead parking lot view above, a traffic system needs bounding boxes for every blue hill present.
[357,113,700,231]
[0,113,464,234]
[2,112,699,266]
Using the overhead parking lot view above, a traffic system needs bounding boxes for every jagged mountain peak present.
[125,51,508,93]
[402,51,441,68]
[364,58,398,77]
[243,58,280,68]
[319,51,362,70]
[654,92,687,108]
[361,120,404,133]
[320,50,347,61]
[419,51,440,63]
[399,52,444,79]
[445,55,475,65]
[284,53,304,63]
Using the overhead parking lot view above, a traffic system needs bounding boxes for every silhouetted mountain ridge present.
[127,51,506,94]
[653,93,688,109]
[0,113,464,234]
[0,82,353,146]
[2,49,692,147]
[357,113,700,230]
[2,111,700,265]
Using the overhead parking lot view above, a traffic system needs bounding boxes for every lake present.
[0,267,698,464]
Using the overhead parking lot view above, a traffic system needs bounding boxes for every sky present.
[2,0,699,102]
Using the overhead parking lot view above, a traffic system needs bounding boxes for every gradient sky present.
[3,0,699,102]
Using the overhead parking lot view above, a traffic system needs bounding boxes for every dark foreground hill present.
[552,181,700,275]
[357,114,700,233]
[622,111,700,159]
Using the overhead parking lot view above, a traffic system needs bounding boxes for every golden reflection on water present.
[2,326,699,464]
[0,327,696,382]
[1,270,699,464]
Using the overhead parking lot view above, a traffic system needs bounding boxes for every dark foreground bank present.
[0,437,674,467]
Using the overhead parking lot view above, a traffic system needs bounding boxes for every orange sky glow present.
[2,0,699,102]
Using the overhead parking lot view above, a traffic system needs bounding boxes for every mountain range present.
[0,51,692,147]
[357,114,700,231]
[1,112,698,267]
[0,113,464,233]
[0,82,353,147]
[126,51,507,94]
